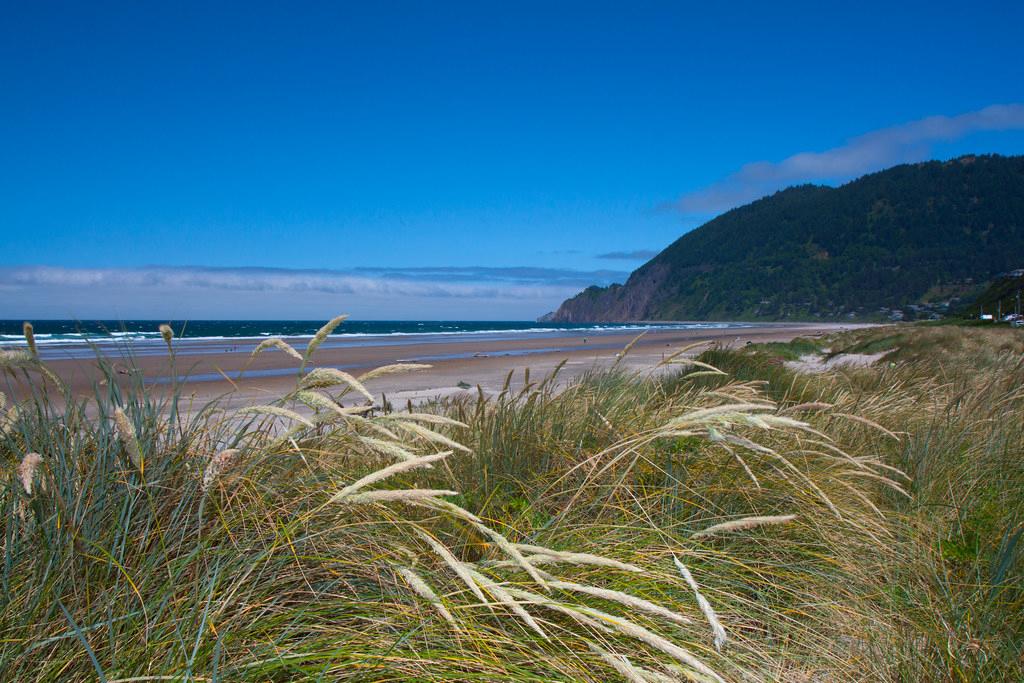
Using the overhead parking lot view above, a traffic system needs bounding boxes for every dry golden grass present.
[0,318,1019,681]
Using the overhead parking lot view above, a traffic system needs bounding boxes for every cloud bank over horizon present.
[675,103,1024,215]
[0,264,631,320]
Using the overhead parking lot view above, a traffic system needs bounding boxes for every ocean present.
[0,319,754,360]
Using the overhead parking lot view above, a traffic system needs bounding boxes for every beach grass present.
[1,319,1021,681]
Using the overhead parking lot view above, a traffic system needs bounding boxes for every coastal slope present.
[550,154,1024,321]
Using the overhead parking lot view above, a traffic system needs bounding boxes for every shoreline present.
[4,322,867,410]
[3,320,768,360]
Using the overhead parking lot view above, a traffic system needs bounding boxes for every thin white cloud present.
[676,103,1024,214]
[0,265,630,319]
[4,265,627,297]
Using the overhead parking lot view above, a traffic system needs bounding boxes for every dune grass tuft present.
[1,318,1020,680]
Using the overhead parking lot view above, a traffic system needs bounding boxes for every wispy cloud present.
[675,103,1024,214]
[4,265,628,295]
[596,250,658,261]
[0,265,631,319]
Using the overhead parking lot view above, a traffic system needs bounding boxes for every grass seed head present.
[396,566,459,629]
[690,514,797,540]
[674,556,727,653]
[0,404,18,436]
[202,448,240,491]
[18,452,42,495]
[252,337,303,362]
[113,407,143,471]
[158,323,174,349]
[301,314,349,370]
[23,322,37,357]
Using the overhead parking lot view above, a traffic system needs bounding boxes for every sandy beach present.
[6,323,864,410]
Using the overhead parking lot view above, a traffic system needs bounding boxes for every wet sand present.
[6,323,863,410]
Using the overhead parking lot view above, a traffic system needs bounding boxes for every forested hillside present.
[550,155,1024,321]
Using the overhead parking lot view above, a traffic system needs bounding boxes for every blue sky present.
[2,1,1023,319]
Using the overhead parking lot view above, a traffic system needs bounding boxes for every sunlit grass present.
[0,319,1020,680]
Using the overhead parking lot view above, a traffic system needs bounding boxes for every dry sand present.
[8,323,868,410]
